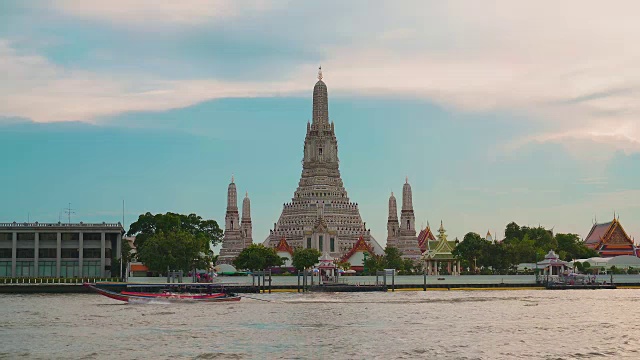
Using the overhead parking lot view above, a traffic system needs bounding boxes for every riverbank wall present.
[0,281,631,294]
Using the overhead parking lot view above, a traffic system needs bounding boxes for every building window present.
[83,248,101,259]
[83,233,101,241]
[83,260,101,277]
[16,249,35,258]
[38,261,56,277]
[61,233,79,241]
[15,261,34,277]
[0,248,11,258]
[105,248,112,259]
[330,238,335,252]
[407,220,410,229]
[319,148,323,156]
[61,249,79,259]
[105,233,118,242]
[38,248,57,259]
[0,233,12,241]
[0,261,11,277]
[60,261,79,277]
[307,238,311,249]
[319,236,323,251]
[40,233,57,241]
[17,233,35,241]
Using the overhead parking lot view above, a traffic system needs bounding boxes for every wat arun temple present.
[218,68,435,266]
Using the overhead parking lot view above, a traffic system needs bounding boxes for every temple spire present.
[312,66,329,125]
[388,192,398,220]
[226,178,238,210]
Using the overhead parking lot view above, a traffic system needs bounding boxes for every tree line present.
[124,212,223,274]
[453,222,598,274]
[122,213,599,277]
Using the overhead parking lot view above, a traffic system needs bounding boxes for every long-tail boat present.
[84,283,241,303]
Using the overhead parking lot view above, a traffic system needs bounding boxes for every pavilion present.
[421,221,460,276]
[536,250,570,276]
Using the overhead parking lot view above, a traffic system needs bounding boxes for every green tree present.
[384,247,404,270]
[233,244,284,271]
[453,232,491,272]
[401,258,417,274]
[127,212,223,249]
[363,254,385,275]
[291,248,322,271]
[136,230,212,274]
[504,222,522,242]
[555,233,598,260]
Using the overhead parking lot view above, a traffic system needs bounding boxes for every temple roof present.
[340,236,375,263]
[585,221,614,245]
[417,225,436,252]
[275,237,294,255]
[584,218,633,247]
[422,241,457,260]
[422,229,457,260]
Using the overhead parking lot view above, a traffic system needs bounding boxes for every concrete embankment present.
[1,281,626,294]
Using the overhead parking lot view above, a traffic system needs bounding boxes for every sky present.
[2,1,640,247]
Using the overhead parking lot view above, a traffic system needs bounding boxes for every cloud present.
[52,0,277,26]
[4,1,640,156]
[0,40,308,122]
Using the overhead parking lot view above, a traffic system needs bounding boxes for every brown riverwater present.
[0,290,638,359]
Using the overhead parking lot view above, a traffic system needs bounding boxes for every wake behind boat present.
[84,283,241,303]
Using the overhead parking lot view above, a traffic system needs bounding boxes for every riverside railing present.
[1,277,120,284]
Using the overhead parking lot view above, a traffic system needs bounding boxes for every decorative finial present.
[318,65,323,81]
[391,191,394,197]
[231,174,234,183]
[245,191,248,198]
[405,176,408,184]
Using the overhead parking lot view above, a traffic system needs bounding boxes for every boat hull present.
[84,284,241,303]
[120,291,227,300]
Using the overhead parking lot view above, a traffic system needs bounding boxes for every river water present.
[1,290,638,359]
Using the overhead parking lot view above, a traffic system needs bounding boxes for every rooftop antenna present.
[64,203,75,224]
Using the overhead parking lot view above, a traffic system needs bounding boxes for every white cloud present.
[53,0,277,26]
[4,1,640,156]
[0,40,307,122]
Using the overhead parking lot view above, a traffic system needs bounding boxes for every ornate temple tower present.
[264,67,383,257]
[400,178,415,233]
[241,192,253,247]
[395,178,422,260]
[218,177,250,265]
[387,192,399,248]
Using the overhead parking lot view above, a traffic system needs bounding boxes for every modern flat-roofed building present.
[0,222,125,278]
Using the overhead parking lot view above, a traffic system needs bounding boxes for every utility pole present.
[121,200,125,282]
[64,203,75,224]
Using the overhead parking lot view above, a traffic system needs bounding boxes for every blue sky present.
[2,1,640,246]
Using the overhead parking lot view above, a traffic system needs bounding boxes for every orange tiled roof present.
[340,236,374,262]
[275,237,294,255]
[130,264,148,272]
